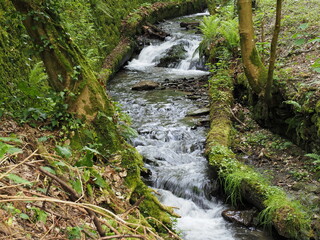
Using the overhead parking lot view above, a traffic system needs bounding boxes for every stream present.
[109,11,274,240]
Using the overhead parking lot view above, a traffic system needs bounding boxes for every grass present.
[209,145,312,239]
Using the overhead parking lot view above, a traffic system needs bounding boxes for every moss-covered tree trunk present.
[237,0,267,95]
[10,0,122,151]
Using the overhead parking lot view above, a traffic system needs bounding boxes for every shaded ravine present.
[109,12,273,240]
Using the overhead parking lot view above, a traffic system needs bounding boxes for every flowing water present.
[109,11,274,240]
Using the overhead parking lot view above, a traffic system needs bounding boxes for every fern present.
[199,14,239,57]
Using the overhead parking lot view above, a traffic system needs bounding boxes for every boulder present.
[222,208,258,227]
[157,43,187,68]
[131,81,159,91]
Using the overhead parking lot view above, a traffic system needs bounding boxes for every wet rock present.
[222,208,258,227]
[157,43,187,68]
[140,167,152,179]
[180,21,200,30]
[197,117,210,127]
[132,81,159,91]
[187,107,210,116]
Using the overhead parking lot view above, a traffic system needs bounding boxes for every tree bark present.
[265,0,282,102]
[10,0,122,151]
[237,0,267,95]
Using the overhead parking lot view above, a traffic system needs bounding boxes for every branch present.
[26,165,106,237]
[99,235,145,240]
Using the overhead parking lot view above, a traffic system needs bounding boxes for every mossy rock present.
[157,43,187,68]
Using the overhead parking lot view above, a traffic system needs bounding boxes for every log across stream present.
[109,11,274,240]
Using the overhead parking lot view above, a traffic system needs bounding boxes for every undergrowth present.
[208,144,312,239]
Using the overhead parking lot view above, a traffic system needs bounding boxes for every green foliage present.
[0,137,22,159]
[56,145,72,159]
[6,173,33,187]
[113,102,138,140]
[199,5,239,60]
[67,226,83,240]
[258,192,311,239]
[311,58,320,73]
[305,153,320,172]
[29,207,48,224]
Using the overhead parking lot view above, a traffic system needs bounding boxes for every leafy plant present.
[199,12,239,59]
[311,58,320,73]
[305,153,320,172]
[258,192,311,239]
[67,226,83,240]
[0,137,22,159]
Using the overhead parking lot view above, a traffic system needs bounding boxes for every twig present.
[36,167,106,237]
[145,217,181,240]
[0,181,38,190]
[40,216,56,240]
[98,218,120,235]
[99,234,145,240]
[43,180,52,209]
[0,149,38,181]
[121,196,145,219]
[229,108,246,127]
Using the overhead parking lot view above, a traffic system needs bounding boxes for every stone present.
[157,43,187,68]
[291,182,306,191]
[131,81,159,91]
[221,208,258,227]
[180,21,200,30]
[187,107,210,116]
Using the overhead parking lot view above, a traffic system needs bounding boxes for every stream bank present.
[202,1,320,239]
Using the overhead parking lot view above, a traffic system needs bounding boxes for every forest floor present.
[0,119,173,239]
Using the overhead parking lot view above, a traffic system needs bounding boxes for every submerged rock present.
[187,107,210,116]
[222,208,258,227]
[132,81,159,91]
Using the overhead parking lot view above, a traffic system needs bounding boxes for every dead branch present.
[0,149,38,181]
[25,166,106,238]
[99,234,145,240]
[121,196,145,219]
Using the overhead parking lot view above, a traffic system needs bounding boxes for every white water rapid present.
[110,11,273,240]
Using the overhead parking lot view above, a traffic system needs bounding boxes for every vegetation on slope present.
[203,0,319,239]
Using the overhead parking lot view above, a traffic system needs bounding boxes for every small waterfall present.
[177,39,201,70]
[127,31,203,72]
[126,38,177,70]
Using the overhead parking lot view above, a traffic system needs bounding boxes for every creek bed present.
[109,11,273,240]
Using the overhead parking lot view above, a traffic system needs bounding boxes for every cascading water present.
[109,11,273,240]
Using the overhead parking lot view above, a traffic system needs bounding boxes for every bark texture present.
[10,0,122,152]
[265,0,282,102]
[237,0,267,95]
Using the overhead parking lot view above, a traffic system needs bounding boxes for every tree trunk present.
[237,0,267,95]
[10,0,122,151]
[265,0,282,102]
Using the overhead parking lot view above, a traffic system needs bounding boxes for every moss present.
[206,58,312,239]
[249,47,268,86]
[119,146,174,232]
